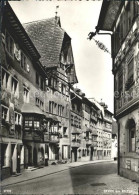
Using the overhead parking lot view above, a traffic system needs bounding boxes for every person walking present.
[45,153,48,166]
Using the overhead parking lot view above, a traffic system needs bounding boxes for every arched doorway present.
[126,119,136,152]
[33,148,37,166]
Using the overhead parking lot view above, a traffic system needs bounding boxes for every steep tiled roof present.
[23,17,65,67]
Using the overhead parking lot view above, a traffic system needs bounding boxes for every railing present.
[49,135,59,143]
[44,133,49,142]
[23,130,43,142]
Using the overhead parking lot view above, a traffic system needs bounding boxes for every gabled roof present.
[24,17,65,68]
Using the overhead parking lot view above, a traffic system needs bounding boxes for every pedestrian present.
[45,153,48,166]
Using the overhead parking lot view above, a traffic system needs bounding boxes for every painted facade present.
[97,1,139,181]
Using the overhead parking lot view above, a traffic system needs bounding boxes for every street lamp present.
[88,26,112,54]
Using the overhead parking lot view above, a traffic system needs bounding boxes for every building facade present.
[97,1,139,181]
[24,16,78,163]
[1,2,47,179]
[1,2,113,180]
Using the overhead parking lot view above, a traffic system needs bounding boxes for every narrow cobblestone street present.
[1,161,138,195]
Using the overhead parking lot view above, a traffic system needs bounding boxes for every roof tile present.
[24,17,65,68]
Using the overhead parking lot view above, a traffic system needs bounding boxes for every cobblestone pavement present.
[1,161,139,195]
[1,159,113,187]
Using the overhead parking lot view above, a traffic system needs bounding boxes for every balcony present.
[23,129,43,142]
[44,132,49,142]
[49,135,59,143]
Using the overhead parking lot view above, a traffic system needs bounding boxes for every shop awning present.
[21,103,44,115]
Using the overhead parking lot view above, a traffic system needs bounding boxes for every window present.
[63,127,67,137]
[118,71,123,95]
[24,116,33,128]
[24,116,40,130]
[58,81,61,92]
[49,101,54,114]
[11,77,19,96]
[23,86,29,103]
[61,84,66,94]
[36,72,39,85]
[128,119,136,152]
[35,98,44,110]
[53,78,57,90]
[34,120,40,129]
[54,103,57,115]
[40,77,44,90]
[2,68,10,89]
[40,101,44,110]
[15,112,21,125]
[2,105,9,121]
[49,102,52,113]
[129,128,135,152]
[1,144,8,167]
[6,31,14,56]
[128,59,134,80]
[62,146,68,159]
[58,105,61,116]
[36,98,39,107]
[21,52,27,70]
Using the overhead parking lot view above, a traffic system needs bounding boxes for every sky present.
[10,0,114,113]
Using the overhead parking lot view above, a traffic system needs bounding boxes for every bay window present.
[24,116,41,130]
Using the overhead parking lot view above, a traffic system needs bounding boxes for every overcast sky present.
[10,0,113,112]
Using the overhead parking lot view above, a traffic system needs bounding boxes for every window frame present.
[23,85,30,103]
[5,30,14,57]
[2,105,9,121]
